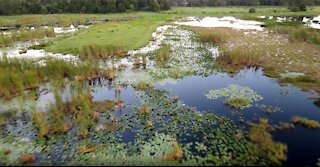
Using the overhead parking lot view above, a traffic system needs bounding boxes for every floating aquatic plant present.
[256,104,282,114]
[224,97,251,109]
[206,84,263,108]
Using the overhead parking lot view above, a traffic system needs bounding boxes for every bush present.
[249,8,256,13]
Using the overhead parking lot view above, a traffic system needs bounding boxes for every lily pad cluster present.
[206,84,263,109]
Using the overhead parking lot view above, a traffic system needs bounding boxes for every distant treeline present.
[169,0,320,6]
[0,0,319,15]
[0,0,170,15]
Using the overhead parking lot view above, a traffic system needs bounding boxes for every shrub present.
[249,8,256,13]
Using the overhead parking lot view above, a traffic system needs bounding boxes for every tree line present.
[169,0,320,7]
[0,0,170,15]
[0,0,319,15]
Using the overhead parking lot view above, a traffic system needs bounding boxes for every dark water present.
[89,67,320,166]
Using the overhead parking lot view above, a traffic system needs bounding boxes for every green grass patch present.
[280,76,316,84]
[289,28,320,45]
[45,13,174,55]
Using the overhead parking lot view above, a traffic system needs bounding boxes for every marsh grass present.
[31,110,49,137]
[31,85,118,138]
[28,42,50,50]
[0,58,116,99]
[280,76,316,84]
[0,28,55,47]
[289,28,320,45]
[263,66,280,78]
[79,44,124,61]
[154,44,171,65]
[192,27,229,45]
[224,97,251,109]
[248,119,288,166]
[49,89,69,134]
[74,92,94,138]
[132,81,153,90]
[216,47,262,73]
[291,116,320,129]
[92,100,116,111]
[140,105,151,114]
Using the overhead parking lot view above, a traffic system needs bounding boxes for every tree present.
[289,0,307,12]
[149,0,160,11]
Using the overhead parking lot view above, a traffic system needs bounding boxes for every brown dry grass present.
[192,27,320,93]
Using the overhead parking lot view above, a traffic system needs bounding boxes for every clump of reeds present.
[79,44,124,61]
[0,57,117,99]
[140,105,151,114]
[216,47,262,73]
[154,44,170,65]
[248,119,288,166]
[224,97,250,109]
[192,27,230,45]
[291,116,320,128]
[132,81,153,90]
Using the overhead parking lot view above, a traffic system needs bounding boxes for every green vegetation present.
[280,76,316,84]
[140,104,151,114]
[192,27,228,45]
[45,13,174,55]
[206,84,263,108]
[224,97,251,109]
[1,5,320,166]
[289,28,320,45]
[288,0,308,12]
[132,81,153,90]
[0,28,55,47]
[0,58,116,99]
[291,116,320,129]
[0,13,141,27]
[0,0,170,15]
[248,119,288,166]
[79,44,124,60]
[154,44,171,65]
[217,48,262,73]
